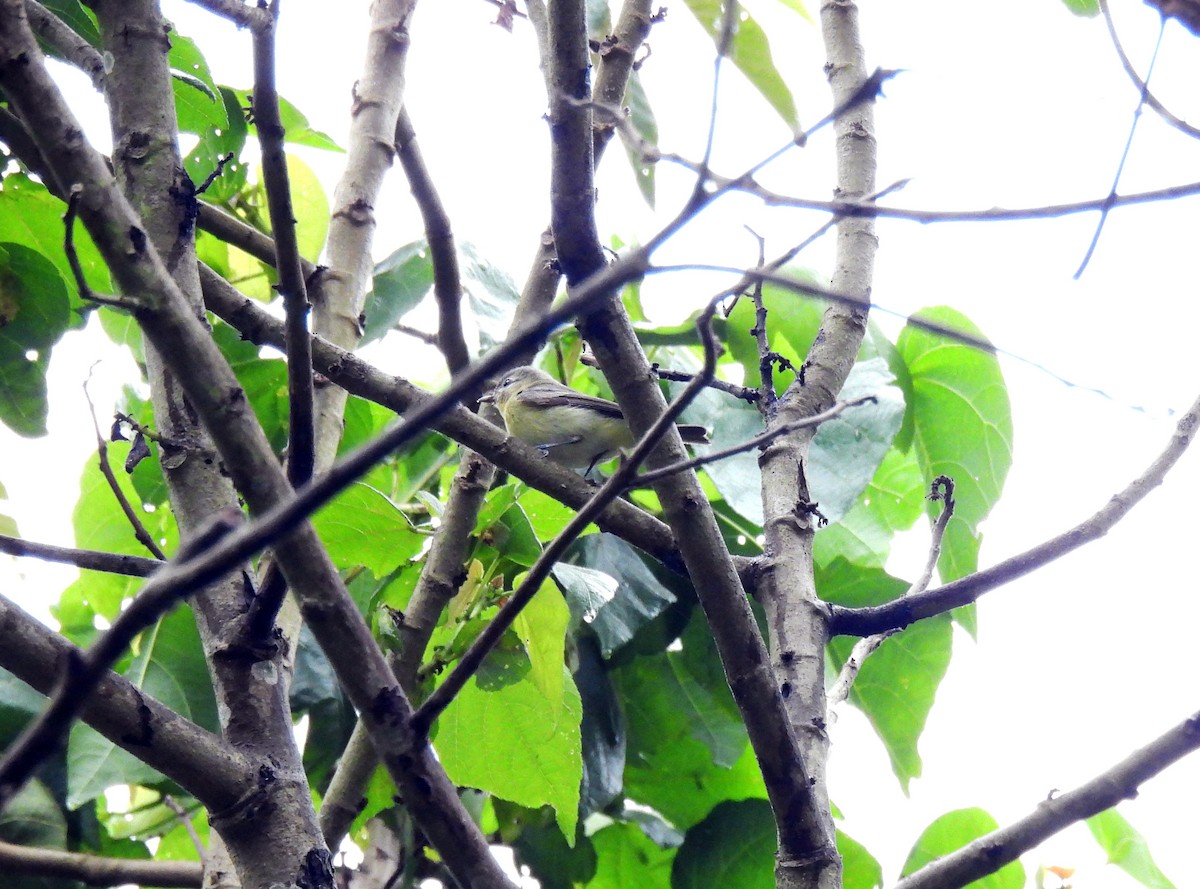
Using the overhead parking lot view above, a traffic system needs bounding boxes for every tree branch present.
[830,390,1200,636]
[182,0,271,31]
[0,839,203,887]
[895,709,1200,889]
[827,477,954,716]
[0,509,242,811]
[23,0,106,91]
[394,108,469,376]
[251,2,315,491]
[0,592,256,815]
[0,533,160,576]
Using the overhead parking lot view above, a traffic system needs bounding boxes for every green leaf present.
[510,812,596,889]
[822,558,952,791]
[0,779,71,889]
[185,87,249,203]
[558,534,676,656]
[0,243,71,436]
[586,821,675,889]
[623,71,657,207]
[575,635,625,816]
[902,808,1024,888]
[614,609,747,769]
[691,357,902,526]
[262,154,329,263]
[514,575,570,716]
[517,485,583,540]
[435,664,582,841]
[897,307,1012,582]
[226,88,342,152]
[461,242,521,351]
[807,358,905,524]
[170,32,227,135]
[38,0,100,45]
[364,240,434,345]
[839,830,883,889]
[672,799,775,889]
[1060,0,1100,15]
[59,453,176,625]
[1087,808,1179,889]
[0,174,110,306]
[625,732,766,830]
[312,483,424,576]
[680,0,799,128]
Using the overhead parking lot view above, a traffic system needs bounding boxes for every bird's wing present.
[519,385,627,419]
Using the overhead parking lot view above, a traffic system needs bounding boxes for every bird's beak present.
[478,391,495,405]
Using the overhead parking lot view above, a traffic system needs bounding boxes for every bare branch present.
[395,108,470,375]
[831,392,1200,636]
[182,0,271,30]
[0,839,202,887]
[23,0,106,91]
[895,709,1200,889]
[82,373,167,561]
[0,592,256,814]
[252,4,315,491]
[0,508,241,810]
[1100,0,1200,139]
[0,533,159,576]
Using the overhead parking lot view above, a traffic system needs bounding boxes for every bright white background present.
[2,1,1198,886]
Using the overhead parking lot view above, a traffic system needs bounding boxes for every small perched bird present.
[479,366,710,474]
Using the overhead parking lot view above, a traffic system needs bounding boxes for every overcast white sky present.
[3,1,1199,886]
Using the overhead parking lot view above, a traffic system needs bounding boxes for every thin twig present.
[0,507,242,811]
[895,708,1200,889]
[411,304,724,735]
[64,188,138,310]
[632,395,877,489]
[826,477,955,716]
[831,393,1200,636]
[162,796,205,859]
[0,534,160,576]
[1074,13,1166,278]
[1100,0,1200,138]
[82,372,167,561]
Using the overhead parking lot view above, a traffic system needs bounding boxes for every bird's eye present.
[501,377,513,386]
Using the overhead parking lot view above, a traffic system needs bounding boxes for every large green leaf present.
[363,240,434,345]
[839,830,884,889]
[902,808,1024,889]
[672,798,775,889]
[513,575,570,716]
[435,664,582,841]
[624,732,766,831]
[0,174,110,305]
[311,482,424,576]
[0,243,70,436]
[557,533,677,657]
[691,358,902,526]
[0,779,75,889]
[1087,808,1179,889]
[461,242,520,352]
[897,307,1012,583]
[623,71,658,207]
[822,558,952,791]
[586,820,675,889]
[614,609,746,769]
[679,0,799,128]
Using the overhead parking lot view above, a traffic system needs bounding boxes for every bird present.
[479,366,710,474]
